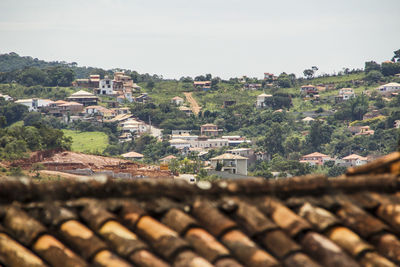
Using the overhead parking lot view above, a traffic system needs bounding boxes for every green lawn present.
[62,130,109,153]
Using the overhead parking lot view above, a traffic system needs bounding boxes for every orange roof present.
[302,152,330,158]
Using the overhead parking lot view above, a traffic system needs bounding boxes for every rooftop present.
[0,152,399,267]
[302,152,330,158]
[210,153,248,160]
[121,151,144,158]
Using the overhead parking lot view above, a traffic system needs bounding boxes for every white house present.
[256,93,272,108]
[169,139,191,150]
[96,78,115,95]
[171,134,198,141]
[188,138,229,149]
[338,88,355,100]
[395,120,400,129]
[342,154,368,167]
[377,82,400,93]
[121,119,149,134]
[171,96,184,106]
[15,98,53,112]
[226,148,256,165]
[0,94,12,101]
[210,153,248,175]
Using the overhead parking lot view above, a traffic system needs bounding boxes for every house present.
[171,96,184,106]
[179,106,193,116]
[121,151,144,161]
[302,117,315,124]
[0,93,12,101]
[243,83,262,90]
[172,130,192,135]
[255,151,270,161]
[188,138,229,149]
[342,154,368,167]
[394,120,400,128]
[72,74,100,88]
[58,102,84,115]
[355,126,375,136]
[114,72,138,92]
[300,85,318,95]
[226,148,256,165]
[193,81,211,91]
[300,152,332,166]
[85,106,115,119]
[256,93,272,108]
[377,82,400,94]
[336,88,355,101]
[1,152,400,267]
[221,135,250,146]
[264,72,277,80]
[121,119,149,135]
[200,124,222,137]
[112,107,131,115]
[15,98,53,112]
[67,90,99,106]
[169,139,191,150]
[171,134,198,142]
[159,155,177,163]
[134,93,150,103]
[210,153,248,175]
[96,77,115,95]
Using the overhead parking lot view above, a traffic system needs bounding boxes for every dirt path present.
[183,92,201,115]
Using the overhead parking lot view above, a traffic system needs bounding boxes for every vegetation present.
[62,129,109,154]
[1,50,399,177]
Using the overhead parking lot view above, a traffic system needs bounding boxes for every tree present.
[306,120,333,151]
[364,61,381,73]
[264,93,292,110]
[392,49,400,62]
[381,62,400,76]
[364,70,383,83]
[258,123,285,155]
[303,69,314,79]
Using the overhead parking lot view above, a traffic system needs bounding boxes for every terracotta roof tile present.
[135,216,191,261]
[221,229,279,267]
[59,220,107,260]
[192,199,237,237]
[300,232,359,267]
[0,152,399,266]
[0,232,49,267]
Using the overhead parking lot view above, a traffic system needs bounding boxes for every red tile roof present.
[0,152,399,266]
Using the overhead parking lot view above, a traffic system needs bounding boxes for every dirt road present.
[183,92,201,115]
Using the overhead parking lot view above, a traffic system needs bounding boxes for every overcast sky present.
[0,0,399,79]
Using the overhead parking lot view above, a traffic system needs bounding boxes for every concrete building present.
[377,82,400,93]
[171,96,184,106]
[67,90,99,106]
[341,154,368,167]
[210,153,248,175]
[200,123,222,136]
[226,148,256,165]
[256,93,272,108]
[96,77,114,95]
[300,152,332,166]
[15,98,53,112]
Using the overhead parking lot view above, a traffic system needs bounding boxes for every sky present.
[0,0,399,79]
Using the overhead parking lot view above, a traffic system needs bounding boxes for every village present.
[2,66,399,181]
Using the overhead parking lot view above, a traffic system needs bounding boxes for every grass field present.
[62,129,109,153]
